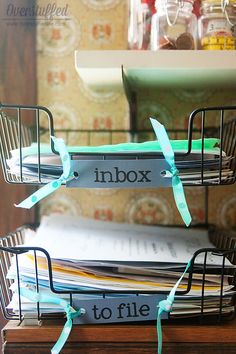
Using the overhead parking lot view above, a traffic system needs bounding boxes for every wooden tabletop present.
[2,318,236,344]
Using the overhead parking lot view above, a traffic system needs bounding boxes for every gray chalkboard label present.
[73,294,167,324]
[67,159,171,188]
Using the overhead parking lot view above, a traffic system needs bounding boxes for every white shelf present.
[75,50,236,90]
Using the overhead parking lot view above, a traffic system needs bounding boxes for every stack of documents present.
[6,215,236,323]
[6,138,233,185]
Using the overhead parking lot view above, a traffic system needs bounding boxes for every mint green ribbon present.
[156,259,191,354]
[15,136,72,209]
[150,118,192,227]
[20,287,83,354]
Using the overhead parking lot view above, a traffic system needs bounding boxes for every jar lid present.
[201,0,236,5]
[155,0,194,9]
[142,0,154,3]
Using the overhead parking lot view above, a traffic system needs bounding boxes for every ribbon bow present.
[150,118,192,227]
[156,259,191,354]
[16,136,72,209]
[20,287,83,354]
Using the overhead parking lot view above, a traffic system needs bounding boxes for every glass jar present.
[198,0,236,50]
[151,0,197,49]
[128,0,154,49]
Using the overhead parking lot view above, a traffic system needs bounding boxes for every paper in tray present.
[6,141,230,187]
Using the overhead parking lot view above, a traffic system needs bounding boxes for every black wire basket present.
[0,224,236,325]
[0,103,235,187]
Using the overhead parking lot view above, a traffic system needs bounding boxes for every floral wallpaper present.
[37,0,235,229]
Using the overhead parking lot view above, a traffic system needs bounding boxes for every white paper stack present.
[6,215,236,323]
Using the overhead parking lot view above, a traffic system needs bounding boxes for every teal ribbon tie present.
[150,118,192,227]
[15,136,72,209]
[156,260,191,354]
[51,303,81,354]
[20,288,83,354]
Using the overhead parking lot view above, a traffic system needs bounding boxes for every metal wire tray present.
[0,103,235,187]
[0,224,236,324]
